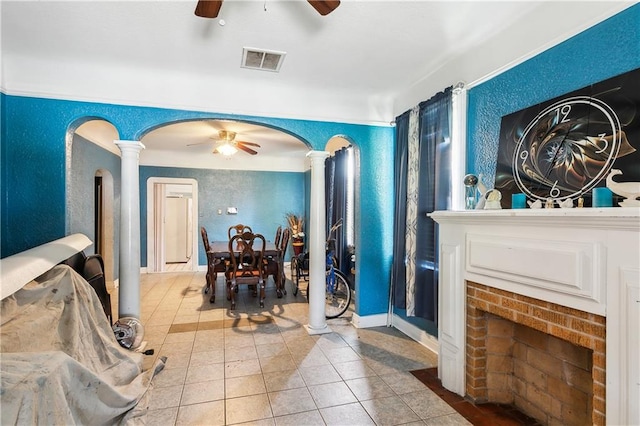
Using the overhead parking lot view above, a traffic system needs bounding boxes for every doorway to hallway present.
[146,177,199,273]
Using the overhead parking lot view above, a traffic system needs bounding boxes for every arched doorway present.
[67,118,120,286]
[94,169,116,284]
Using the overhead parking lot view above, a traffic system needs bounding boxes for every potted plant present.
[285,212,305,255]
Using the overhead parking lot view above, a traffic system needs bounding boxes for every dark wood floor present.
[410,368,542,426]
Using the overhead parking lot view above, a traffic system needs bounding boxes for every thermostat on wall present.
[227,207,238,215]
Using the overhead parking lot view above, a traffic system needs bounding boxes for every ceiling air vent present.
[241,48,286,72]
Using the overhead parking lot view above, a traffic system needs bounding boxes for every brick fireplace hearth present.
[466,281,605,425]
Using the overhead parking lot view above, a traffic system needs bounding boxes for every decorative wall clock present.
[494,68,640,207]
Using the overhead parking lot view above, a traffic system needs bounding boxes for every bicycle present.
[290,219,352,319]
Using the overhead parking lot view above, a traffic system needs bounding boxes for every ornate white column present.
[305,150,332,335]
[115,141,145,319]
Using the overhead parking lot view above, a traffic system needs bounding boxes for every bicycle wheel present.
[291,256,300,296]
[325,269,351,319]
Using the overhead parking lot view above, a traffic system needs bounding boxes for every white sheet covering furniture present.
[1,258,165,424]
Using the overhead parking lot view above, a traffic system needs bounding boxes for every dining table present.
[207,240,286,298]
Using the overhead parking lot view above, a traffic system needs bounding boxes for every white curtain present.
[404,106,420,316]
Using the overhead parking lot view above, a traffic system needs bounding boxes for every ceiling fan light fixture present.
[219,130,236,141]
[217,142,238,156]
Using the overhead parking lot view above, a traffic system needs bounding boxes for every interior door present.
[164,196,189,263]
[94,176,103,255]
[154,183,166,271]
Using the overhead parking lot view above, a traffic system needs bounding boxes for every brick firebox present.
[466,281,606,425]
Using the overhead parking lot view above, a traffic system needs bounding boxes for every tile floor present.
[116,270,474,425]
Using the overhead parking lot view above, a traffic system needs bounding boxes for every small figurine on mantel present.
[558,198,574,209]
[463,174,479,210]
[484,189,503,210]
[606,168,640,207]
[528,199,543,209]
[474,174,488,210]
[545,198,555,209]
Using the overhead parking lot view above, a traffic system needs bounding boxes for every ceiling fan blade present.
[237,140,261,148]
[186,141,212,147]
[195,0,223,18]
[237,144,258,155]
[308,0,340,16]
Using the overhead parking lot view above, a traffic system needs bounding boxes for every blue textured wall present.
[69,135,121,249]
[1,96,394,317]
[6,6,631,319]
[2,95,68,252]
[139,166,305,267]
[467,4,640,183]
[69,134,121,277]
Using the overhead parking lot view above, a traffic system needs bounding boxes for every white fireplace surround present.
[430,208,640,426]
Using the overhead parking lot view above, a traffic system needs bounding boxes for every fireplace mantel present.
[430,208,639,425]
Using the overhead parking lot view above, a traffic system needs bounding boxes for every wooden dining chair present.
[264,225,285,297]
[277,227,291,294]
[274,225,282,248]
[227,231,267,309]
[201,226,228,303]
[200,227,215,302]
[228,224,252,240]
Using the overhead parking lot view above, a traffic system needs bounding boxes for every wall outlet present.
[217,209,222,215]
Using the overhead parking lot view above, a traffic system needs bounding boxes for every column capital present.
[115,140,145,154]
[306,150,330,161]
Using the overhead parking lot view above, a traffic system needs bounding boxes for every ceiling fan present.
[210,130,261,156]
[195,0,340,18]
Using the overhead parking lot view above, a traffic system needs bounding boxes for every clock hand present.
[540,122,572,199]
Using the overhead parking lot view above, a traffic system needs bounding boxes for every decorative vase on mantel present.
[292,239,304,256]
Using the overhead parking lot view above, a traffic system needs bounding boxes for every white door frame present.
[146,177,199,273]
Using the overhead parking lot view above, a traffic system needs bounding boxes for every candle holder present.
[592,187,613,208]
[511,193,526,209]
[463,174,479,210]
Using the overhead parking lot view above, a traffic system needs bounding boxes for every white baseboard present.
[351,312,388,328]
[390,313,439,355]
[350,313,439,355]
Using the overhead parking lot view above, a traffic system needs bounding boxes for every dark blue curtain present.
[392,87,452,322]
[325,147,351,277]
[414,87,452,321]
[391,110,410,309]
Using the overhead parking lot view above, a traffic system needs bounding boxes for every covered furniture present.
[60,250,113,325]
[0,234,165,425]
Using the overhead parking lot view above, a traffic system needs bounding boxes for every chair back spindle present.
[274,225,282,248]
[280,227,291,259]
[228,224,252,240]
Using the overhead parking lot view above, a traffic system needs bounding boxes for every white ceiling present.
[1,0,633,171]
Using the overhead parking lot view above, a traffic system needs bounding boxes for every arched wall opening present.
[67,118,121,285]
